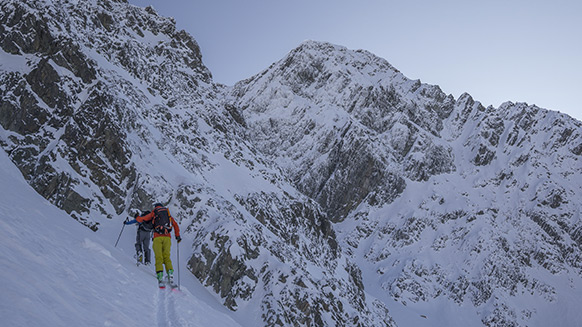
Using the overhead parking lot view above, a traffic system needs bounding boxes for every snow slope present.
[0,150,242,327]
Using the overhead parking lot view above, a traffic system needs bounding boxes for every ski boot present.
[157,271,165,289]
[137,251,143,264]
[167,269,177,288]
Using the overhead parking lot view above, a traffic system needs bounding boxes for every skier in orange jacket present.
[135,203,181,287]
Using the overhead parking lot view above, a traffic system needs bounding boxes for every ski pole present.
[177,241,181,289]
[114,218,128,247]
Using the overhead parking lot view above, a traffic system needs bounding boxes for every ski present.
[158,281,179,290]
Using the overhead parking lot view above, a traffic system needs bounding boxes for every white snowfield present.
[0,150,243,327]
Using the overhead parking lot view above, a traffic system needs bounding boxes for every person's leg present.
[161,237,173,273]
[135,230,143,263]
[142,231,152,264]
[152,237,164,275]
[135,231,142,254]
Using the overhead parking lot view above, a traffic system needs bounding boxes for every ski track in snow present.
[156,288,168,326]
[167,289,184,327]
[156,286,186,327]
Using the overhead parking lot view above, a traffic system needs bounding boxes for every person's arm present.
[170,212,181,242]
[136,211,154,223]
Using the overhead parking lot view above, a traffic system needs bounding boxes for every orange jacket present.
[136,206,180,239]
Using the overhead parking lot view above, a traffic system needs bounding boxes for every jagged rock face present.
[185,190,394,326]
[0,0,213,226]
[348,97,582,324]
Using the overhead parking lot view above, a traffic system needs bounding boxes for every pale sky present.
[128,0,582,121]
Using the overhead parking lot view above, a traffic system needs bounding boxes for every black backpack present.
[139,211,154,231]
[153,207,172,234]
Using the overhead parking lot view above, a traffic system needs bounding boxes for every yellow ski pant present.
[152,236,173,273]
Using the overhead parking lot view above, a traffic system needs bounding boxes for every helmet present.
[154,202,164,207]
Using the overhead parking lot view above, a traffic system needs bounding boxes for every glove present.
[176,236,182,243]
[124,218,129,225]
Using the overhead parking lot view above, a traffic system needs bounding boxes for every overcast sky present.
[128,0,581,121]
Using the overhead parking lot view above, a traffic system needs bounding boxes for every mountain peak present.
[287,39,400,77]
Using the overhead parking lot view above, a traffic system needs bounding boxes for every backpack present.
[139,211,154,232]
[153,207,172,234]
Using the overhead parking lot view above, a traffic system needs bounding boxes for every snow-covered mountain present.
[229,41,582,326]
[1,0,582,326]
